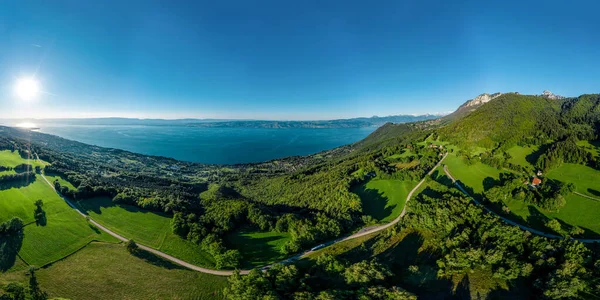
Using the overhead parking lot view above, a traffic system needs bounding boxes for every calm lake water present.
[36,125,376,164]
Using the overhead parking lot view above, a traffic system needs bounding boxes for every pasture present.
[506,145,538,169]
[0,176,116,267]
[443,153,502,194]
[352,179,416,222]
[35,242,227,300]
[225,228,291,268]
[445,154,600,237]
[44,174,77,191]
[76,197,215,267]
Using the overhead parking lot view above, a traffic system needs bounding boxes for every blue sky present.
[1,0,598,120]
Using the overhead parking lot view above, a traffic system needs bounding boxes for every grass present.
[76,197,216,267]
[225,228,291,268]
[445,153,600,237]
[0,176,116,267]
[44,174,77,191]
[352,179,416,222]
[506,145,538,168]
[546,163,600,198]
[33,242,227,300]
[443,153,502,193]
[577,140,599,159]
[0,150,47,169]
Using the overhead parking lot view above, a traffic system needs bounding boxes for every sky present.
[0,0,599,120]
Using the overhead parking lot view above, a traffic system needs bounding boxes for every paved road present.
[443,165,600,244]
[37,152,449,276]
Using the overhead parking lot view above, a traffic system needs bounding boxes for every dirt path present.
[38,153,449,276]
[443,165,600,244]
[574,192,600,202]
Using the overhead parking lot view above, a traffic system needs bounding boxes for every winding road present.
[443,165,600,244]
[38,153,449,276]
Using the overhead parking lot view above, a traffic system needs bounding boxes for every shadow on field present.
[483,177,500,192]
[133,249,185,270]
[352,183,395,221]
[0,175,37,190]
[0,231,24,272]
[526,144,550,166]
[79,196,171,219]
[227,233,285,268]
[526,206,550,230]
[588,188,600,197]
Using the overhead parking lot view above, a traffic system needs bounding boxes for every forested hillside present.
[1,92,600,299]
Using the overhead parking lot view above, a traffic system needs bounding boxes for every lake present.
[36,125,376,164]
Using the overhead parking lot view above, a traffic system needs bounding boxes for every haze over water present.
[36,125,375,164]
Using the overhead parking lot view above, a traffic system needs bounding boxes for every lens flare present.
[14,77,40,101]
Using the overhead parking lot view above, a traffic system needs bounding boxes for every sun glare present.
[16,122,38,129]
[14,77,40,101]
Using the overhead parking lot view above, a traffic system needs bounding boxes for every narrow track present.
[443,165,600,244]
[37,152,449,276]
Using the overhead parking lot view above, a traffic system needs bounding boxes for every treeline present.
[224,257,416,299]
[403,182,600,298]
[536,136,595,172]
[0,171,36,184]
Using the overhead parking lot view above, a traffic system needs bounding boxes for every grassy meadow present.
[443,153,502,194]
[352,179,416,222]
[0,154,116,268]
[76,197,215,267]
[33,242,227,300]
[44,174,77,191]
[226,228,291,268]
[445,151,600,237]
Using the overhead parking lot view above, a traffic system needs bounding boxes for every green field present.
[444,153,502,194]
[76,197,215,267]
[44,174,77,191]
[34,242,227,300]
[352,179,416,222]
[0,150,47,169]
[0,176,116,267]
[577,140,599,159]
[446,153,600,237]
[506,145,538,168]
[547,163,600,199]
[225,228,291,268]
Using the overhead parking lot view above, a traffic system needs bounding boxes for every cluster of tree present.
[0,172,35,184]
[484,172,574,211]
[0,267,49,300]
[224,256,415,299]
[0,218,24,236]
[536,136,595,172]
[33,200,45,226]
[403,182,600,298]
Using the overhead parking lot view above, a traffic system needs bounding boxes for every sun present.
[14,77,41,101]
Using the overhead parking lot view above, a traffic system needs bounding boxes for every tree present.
[545,219,562,234]
[126,239,139,254]
[27,267,48,300]
[3,282,25,300]
[344,260,391,285]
